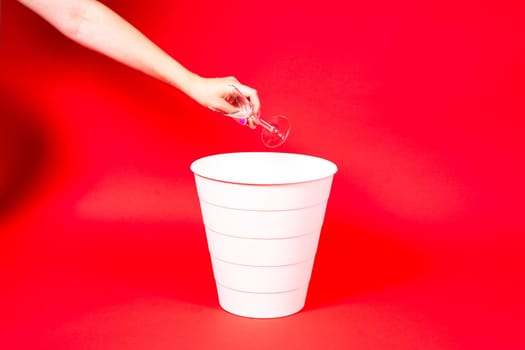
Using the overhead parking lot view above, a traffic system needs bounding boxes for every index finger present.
[238,85,260,116]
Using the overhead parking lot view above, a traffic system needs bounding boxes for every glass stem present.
[258,118,277,133]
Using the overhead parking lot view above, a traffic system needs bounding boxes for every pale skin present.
[16,0,260,128]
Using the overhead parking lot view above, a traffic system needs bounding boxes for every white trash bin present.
[191,152,337,318]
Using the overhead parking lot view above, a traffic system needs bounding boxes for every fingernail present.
[239,118,247,125]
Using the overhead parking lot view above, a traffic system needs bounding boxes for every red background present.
[1,0,524,348]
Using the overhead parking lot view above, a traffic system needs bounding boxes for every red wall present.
[1,0,524,348]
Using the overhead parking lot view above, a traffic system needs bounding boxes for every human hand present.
[184,75,260,129]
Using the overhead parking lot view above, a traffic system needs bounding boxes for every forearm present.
[17,0,197,93]
[17,0,261,113]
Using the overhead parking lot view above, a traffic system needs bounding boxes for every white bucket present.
[191,152,337,318]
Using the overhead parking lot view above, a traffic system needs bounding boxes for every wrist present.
[178,72,205,104]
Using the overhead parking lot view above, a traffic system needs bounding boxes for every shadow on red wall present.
[0,88,52,222]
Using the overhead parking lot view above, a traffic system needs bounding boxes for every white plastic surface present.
[216,284,309,319]
[190,152,337,185]
[211,257,315,293]
[200,200,327,239]
[191,152,337,318]
[206,229,321,266]
[194,175,333,211]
